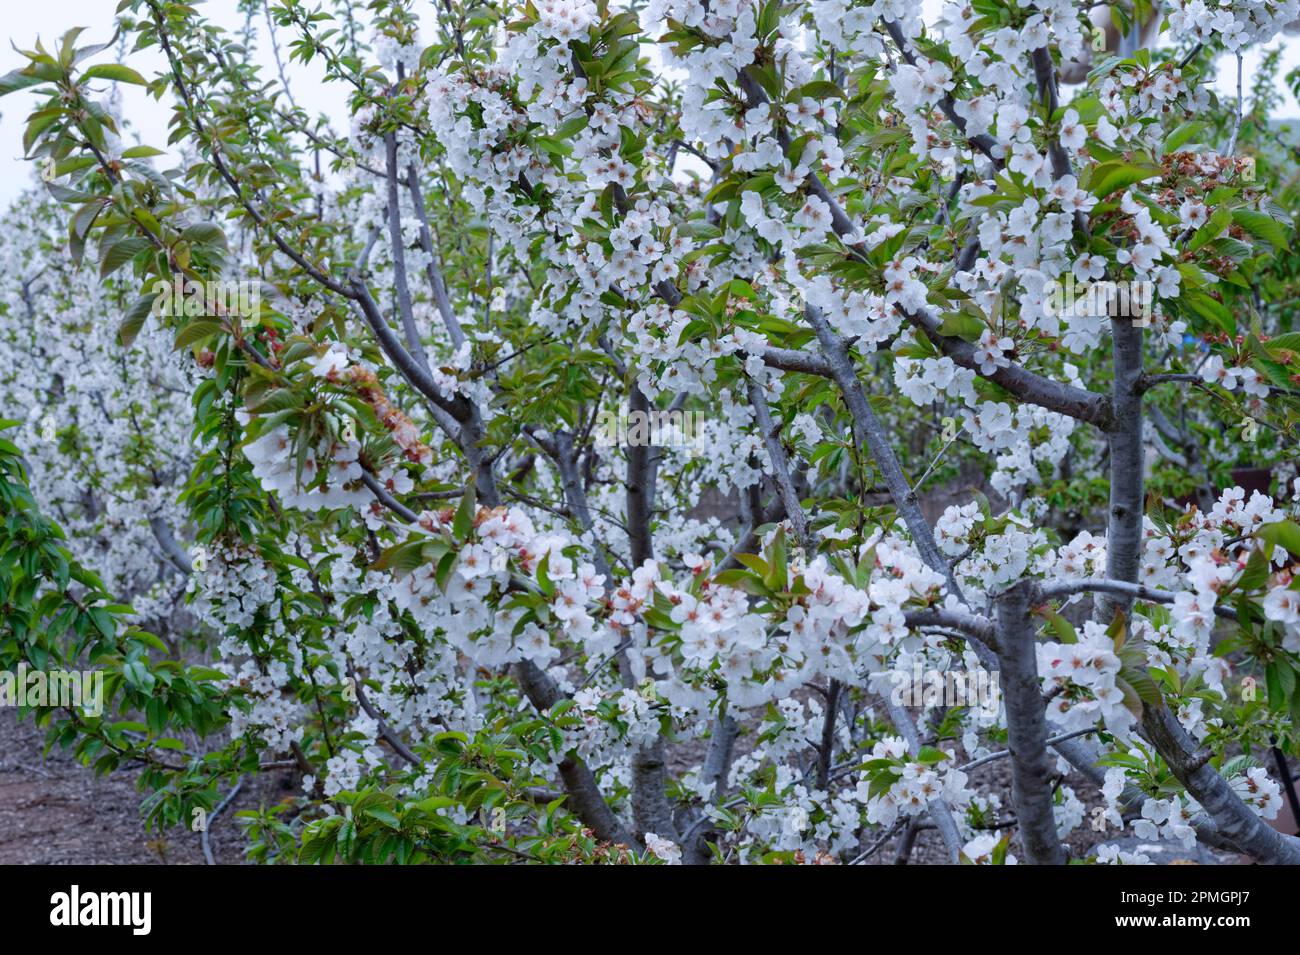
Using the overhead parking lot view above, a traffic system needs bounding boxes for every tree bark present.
[995,581,1066,864]
[1098,318,1145,622]
[512,659,636,847]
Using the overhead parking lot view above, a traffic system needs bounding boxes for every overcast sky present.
[2,1,1298,207]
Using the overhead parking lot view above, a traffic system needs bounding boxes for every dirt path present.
[0,710,266,865]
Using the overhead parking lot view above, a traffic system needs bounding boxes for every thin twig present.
[200,777,244,865]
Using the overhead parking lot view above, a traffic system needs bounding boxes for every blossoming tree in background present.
[2,0,1300,864]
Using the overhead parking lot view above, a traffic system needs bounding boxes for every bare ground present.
[0,709,265,865]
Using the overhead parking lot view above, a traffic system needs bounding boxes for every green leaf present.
[1180,289,1234,334]
[794,80,845,100]
[0,68,46,96]
[534,135,571,158]
[535,550,554,598]
[553,115,588,139]
[246,388,303,414]
[938,311,986,342]
[46,181,94,204]
[120,144,164,159]
[1259,520,1300,559]
[173,320,224,350]
[1264,332,1300,357]
[916,745,950,765]
[1188,205,1231,253]
[1265,661,1295,714]
[712,568,769,595]
[1236,548,1270,592]
[81,63,147,85]
[1162,121,1205,153]
[118,294,156,347]
[727,279,757,300]
[1088,160,1161,198]
[122,659,155,693]
[370,539,428,577]
[1231,209,1289,248]
[98,236,151,278]
[453,476,477,541]
[70,198,108,241]
[182,221,229,249]
[365,808,402,829]
[1041,608,1079,644]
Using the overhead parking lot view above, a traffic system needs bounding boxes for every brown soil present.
[0,709,266,864]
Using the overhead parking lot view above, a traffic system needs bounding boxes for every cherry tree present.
[2,0,1300,864]
[0,188,197,624]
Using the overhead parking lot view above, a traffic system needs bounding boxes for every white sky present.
[1,0,1298,206]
